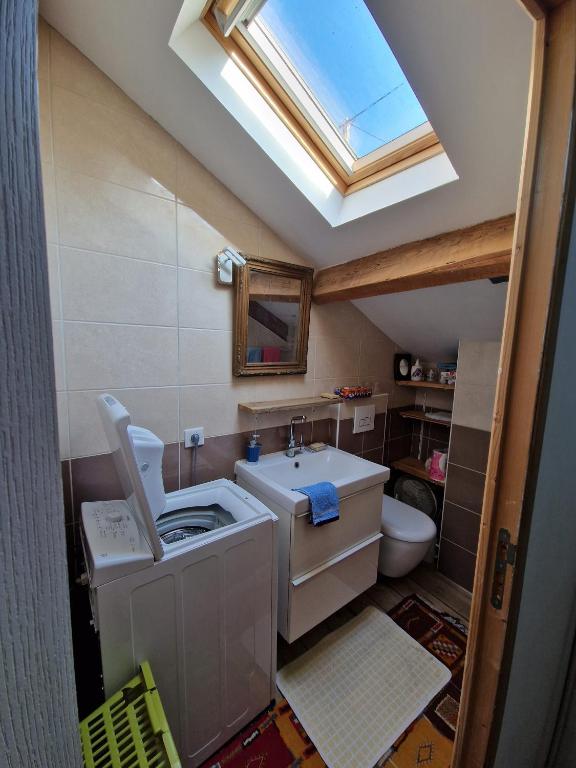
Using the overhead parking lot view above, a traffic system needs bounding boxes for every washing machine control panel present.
[81,500,154,587]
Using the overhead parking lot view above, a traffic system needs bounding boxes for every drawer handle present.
[291,533,382,587]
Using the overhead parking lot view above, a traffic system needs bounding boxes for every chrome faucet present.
[286,415,307,457]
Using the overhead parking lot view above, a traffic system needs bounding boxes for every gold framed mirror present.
[233,255,314,376]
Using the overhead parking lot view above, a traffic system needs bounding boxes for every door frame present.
[453,1,576,765]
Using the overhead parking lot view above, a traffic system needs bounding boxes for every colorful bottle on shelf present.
[334,385,373,400]
[246,432,261,463]
[411,358,424,381]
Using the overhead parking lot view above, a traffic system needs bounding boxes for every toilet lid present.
[381,496,437,543]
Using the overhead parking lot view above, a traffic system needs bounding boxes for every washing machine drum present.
[156,504,235,544]
[393,475,437,519]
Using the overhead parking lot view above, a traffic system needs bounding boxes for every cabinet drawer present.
[287,537,380,643]
[290,484,382,578]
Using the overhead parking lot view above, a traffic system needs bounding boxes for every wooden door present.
[453,1,576,765]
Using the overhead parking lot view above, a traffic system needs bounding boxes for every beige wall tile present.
[259,224,307,266]
[415,389,454,410]
[39,25,403,462]
[309,302,367,340]
[315,335,360,380]
[52,87,177,199]
[56,169,177,264]
[38,19,51,80]
[41,162,58,243]
[207,215,259,257]
[52,321,65,390]
[179,329,233,385]
[50,28,145,120]
[204,175,260,229]
[176,147,215,213]
[56,391,70,459]
[65,323,178,390]
[389,385,418,409]
[180,384,243,439]
[457,340,501,386]
[338,392,389,418]
[60,248,177,326]
[359,333,396,385]
[177,205,227,272]
[68,387,179,457]
[452,382,497,431]
[313,378,360,400]
[178,269,232,330]
[47,244,61,321]
[38,78,53,164]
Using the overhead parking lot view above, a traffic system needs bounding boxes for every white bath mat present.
[276,606,451,768]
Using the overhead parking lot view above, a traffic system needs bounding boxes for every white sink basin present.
[235,446,389,515]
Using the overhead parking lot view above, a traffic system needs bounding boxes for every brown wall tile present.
[410,430,426,460]
[337,418,363,454]
[65,522,80,582]
[363,412,387,451]
[71,452,123,519]
[162,442,180,493]
[384,434,412,463]
[311,417,333,446]
[438,539,476,592]
[427,421,451,443]
[444,463,486,514]
[387,407,413,440]
[61,460,74,525]
[362,447,384,465]
[441,501,481,554]
[428,437,449,455]
[449,424,491,474]
[181,431,245,487]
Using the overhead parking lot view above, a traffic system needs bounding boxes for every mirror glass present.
[233,256,313,376]
[248,273,301,364]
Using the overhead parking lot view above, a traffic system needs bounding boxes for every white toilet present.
[378,495,437,577]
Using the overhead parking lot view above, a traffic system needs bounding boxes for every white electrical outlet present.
[184,427,205,447]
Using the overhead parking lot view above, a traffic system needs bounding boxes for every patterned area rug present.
[199,595,467,768]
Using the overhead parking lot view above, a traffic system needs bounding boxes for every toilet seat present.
[381,496,436,543]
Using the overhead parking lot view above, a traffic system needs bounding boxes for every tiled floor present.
[278,562,471,671]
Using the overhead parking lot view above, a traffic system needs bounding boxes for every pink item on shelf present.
[428,449,448,482]
[262,347,281,362]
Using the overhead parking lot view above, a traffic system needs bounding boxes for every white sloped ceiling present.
[39,0,530,357]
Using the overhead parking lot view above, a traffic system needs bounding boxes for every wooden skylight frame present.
[202,1,444,196]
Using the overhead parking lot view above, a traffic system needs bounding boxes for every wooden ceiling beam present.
[312,214,515,304]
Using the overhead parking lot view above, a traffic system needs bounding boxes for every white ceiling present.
[355,279,509,360]
[39,0,532,358]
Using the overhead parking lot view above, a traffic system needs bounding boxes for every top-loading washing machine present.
[80,394,278,767]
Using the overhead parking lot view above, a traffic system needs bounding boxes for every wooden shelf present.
[396,381,455,391]
[391,456,445,487]
[399,409,452,427]
[238,395,341,415]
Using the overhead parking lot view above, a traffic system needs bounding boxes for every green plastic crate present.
[79,661,181,768]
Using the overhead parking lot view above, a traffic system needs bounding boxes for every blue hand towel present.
[293,481,340,526]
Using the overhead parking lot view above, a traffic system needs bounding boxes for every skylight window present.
[249,0,429,161]
[204,0,443,194]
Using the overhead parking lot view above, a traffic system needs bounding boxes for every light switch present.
[353,404,376,434]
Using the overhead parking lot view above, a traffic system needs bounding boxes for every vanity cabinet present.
[236,478,384,643]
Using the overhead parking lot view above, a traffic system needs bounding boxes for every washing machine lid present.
[381,496,437,543]
[97,394,166,561]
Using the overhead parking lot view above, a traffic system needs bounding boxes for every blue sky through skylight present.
[255,0,429,158]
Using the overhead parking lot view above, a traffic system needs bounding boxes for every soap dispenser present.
[246,431,261,463]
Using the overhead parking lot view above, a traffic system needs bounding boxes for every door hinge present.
[491,528,517,609]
